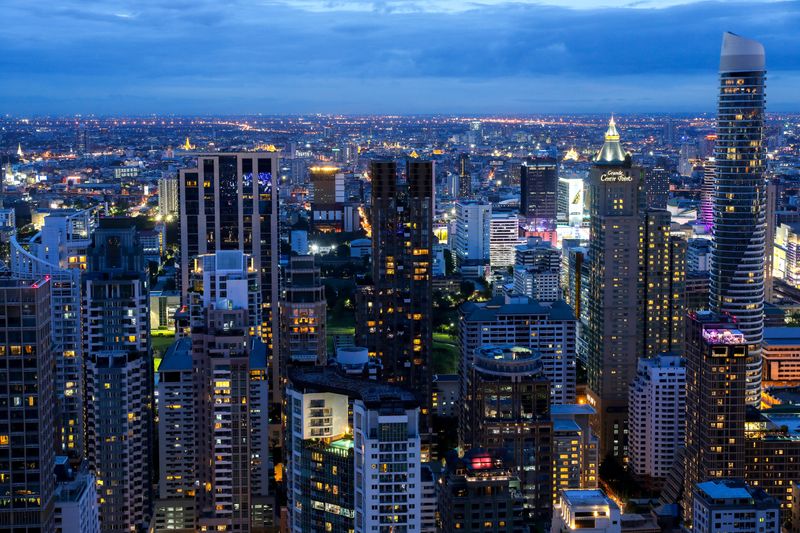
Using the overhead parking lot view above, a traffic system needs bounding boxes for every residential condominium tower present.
[709,32,767,406]
[83,219,154,532]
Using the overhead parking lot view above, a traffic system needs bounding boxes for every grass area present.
[152,335,176,359]
[432,331,459,375]
[327,309,356,354]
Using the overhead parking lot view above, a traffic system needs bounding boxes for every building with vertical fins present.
[710,32,767,406]
[458,153,472,199]
[83,219,153,532]
[356,159,434,436]
[0,276,56,531]
[520,158,558,230]
[178,153,281,431]
[585,117,645,460]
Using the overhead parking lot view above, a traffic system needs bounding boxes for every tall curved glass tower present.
[710,32,766,406]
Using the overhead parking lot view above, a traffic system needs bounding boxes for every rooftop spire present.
[594,116,626,164]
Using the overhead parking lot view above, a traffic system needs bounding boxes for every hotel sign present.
[600,170,632,182]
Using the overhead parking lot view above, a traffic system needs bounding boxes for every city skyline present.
[3,1,800,115]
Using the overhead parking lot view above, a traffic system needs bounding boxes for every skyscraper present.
[83,219,154,532]
[585,117,645,460]
[0,276,56,531]
[682,312,748,524]
[10,207,98,462]
[280,255,327,367]
[453,200,491,277]
[520,158,558,230]
[709,32,767,406]
[309,166,345,233]
[179,153,281,420]
[458,153,472,198]
[460,345,553,519]
[356,159,433,431]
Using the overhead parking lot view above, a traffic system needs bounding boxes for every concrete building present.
[9,207,97,461]
[280,255,326,367]
[286,367,421,533]
[551,489,621,533]
[691,480,779,533]
[628,354,686,486]
[763,327,800,384]
[489,211,521,270]
[310,166,345,233]
[356,159,434,436]
[557,176,584,226]
[0,276,56,531]
[682,312,748,524]
[437,449,525,532]
[178,153,280,413]
[53,458,100,533]
[460,294,577,405]
[461,345,553,520]
[513,236,561,302]
[687,238,712,272]
[454,200,491,276]
[158,176,179,219]
[520,158,558,230]
[83,220,154,532]
[551,404,600,492]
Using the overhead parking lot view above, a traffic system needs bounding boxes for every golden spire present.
[594,115,626,164]
[16,143,23,158]
[182,137,195,150]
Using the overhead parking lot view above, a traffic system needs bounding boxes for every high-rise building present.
[158,176,179,219]
[710,32,767,406]
[644,166,670,209]
[585,117,645,460]
[53,457,101,533]
[83,219,153,532]
[687,238,712,272]
[10,207,98,462]
[557,176,584,226]
[628,354,686,488]
[454,200,491,277]
[551,404,600,492]
[280,255,327,367]
[356,159,433,432]
[178,153,281,419]
[437,449,525,532]
[458,153,472,199]
[642,210,686,357]
[513,236,561,302]
[310,166,345,233]
[489,211,520,270]
[682,312,748,524]
[186,250,262,334]
[286,367,421,533]
[699,158,715,231]
[0,276,56,531]
[520,158,558,230]
[461,345,553,519]
[691,480,780,533]
[460,294,577,405]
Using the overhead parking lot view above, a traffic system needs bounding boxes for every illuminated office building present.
[178,153,281,418]
[0,276,56,531]
[458,153,472,198]
[309,166,345,233]
[520,158,558,230]
[709,32,767,406]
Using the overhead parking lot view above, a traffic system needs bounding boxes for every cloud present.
[0,0,798,113]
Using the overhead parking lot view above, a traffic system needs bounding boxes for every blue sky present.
[1,0,799,115]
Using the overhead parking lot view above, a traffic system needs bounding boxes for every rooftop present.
[461,295,576,323]
[289,366,418,410]
[562,489,617,509]
[763,327,800,345]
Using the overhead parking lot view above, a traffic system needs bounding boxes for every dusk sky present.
[2,0,799,115]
